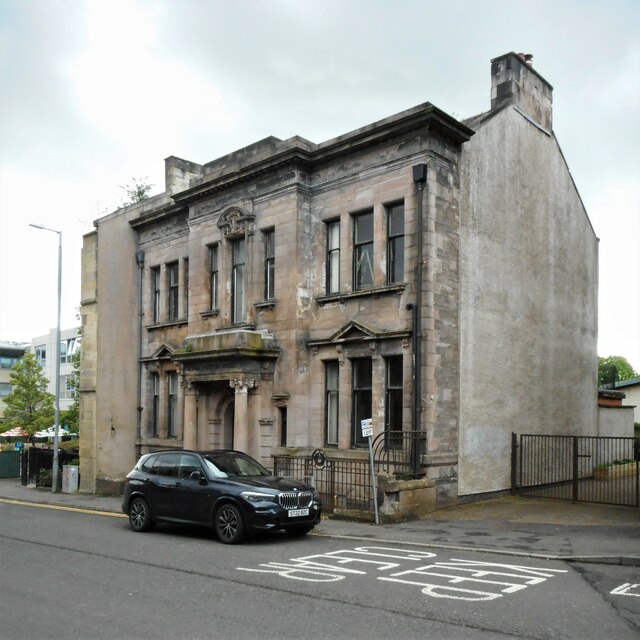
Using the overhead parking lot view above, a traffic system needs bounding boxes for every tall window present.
[151,373,159,436]
[326,220,340,294]
[151,267,161,322]
[183,259,189,320]
[208,244,219,310]
[167,372,177,437]
[353,211,374,290]
[279,406,287,447]
[232,238,246,323]
[167,262,179,321]
[387,202,404,284]
[325,361,339,446]
[264,229,275,300]
[351,359,372,447]
[385,356,403,448]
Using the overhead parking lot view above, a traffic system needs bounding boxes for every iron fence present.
[273,430,426,515]
[512,433,640,506]
[20,447,79,488]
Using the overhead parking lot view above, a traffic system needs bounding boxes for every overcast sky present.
[0,0,638,369]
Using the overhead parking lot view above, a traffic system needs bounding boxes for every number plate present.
[288,508,309,518]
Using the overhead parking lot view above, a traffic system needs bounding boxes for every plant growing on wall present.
[1,353,54,435]
[120,177,153,206]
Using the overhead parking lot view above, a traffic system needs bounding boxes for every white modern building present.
[31,327,81,412]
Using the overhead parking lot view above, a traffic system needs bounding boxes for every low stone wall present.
[378,476,436,522]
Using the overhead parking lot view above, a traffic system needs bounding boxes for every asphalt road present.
[1,501,638,640]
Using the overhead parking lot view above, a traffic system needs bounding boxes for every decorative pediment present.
[328,321,379,343]
[217,206,255,239]
[148,342,179,360]
[308,321,411,350]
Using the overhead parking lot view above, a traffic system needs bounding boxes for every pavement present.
[1,478,639,566]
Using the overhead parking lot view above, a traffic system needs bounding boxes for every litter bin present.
[62,465,79,494]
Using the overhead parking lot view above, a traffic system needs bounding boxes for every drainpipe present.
[411,164,427,474]
[135,249,145,460]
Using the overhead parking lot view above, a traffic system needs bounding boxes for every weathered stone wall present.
[458,106,599,495]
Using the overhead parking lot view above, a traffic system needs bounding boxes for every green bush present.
[37,468,62,490]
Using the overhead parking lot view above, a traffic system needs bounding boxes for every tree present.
[120,177,153,206]
[598,355,639,388]
[60,349,80,433]
[2,353,54,435]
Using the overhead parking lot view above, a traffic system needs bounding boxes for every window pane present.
[326,220,340,294]
[386,356,403,447]
[352,359,372,447]
[152,267,161,322]
[184,259,189,319]
[354,212,374,290]
[354,212,373,243]
[355,244,374,288]
[388,203,404,236]
[209,244,218,310]
[264,229,275,299]
[232,239,246,323]
[387,203,404,285]
[167,372,177,437]
[168,263,179,320]
[325,361,339,446]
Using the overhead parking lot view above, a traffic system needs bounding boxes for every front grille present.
[279,491,313,509]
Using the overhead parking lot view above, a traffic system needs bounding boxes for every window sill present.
[316,283,405,306]
[200,309,220,319]
[145,319,188,331]
[254,299,277,310]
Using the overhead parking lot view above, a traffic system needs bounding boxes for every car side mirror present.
[190,470,207,484]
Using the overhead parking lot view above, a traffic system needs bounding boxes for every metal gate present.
[512,433,640,506]
[273,430,426,516]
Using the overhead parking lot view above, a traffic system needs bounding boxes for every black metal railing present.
[512,433,639,506]
[273,431,426,515]
[20,448,79,488]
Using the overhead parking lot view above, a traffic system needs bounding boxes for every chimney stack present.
[490,52,553,130]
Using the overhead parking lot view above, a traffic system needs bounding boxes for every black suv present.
[122,450,321,544]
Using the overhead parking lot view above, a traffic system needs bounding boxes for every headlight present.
[241,491,278,503]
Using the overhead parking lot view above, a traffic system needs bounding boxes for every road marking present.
[611,583,640,597]
[238,545,568,601]
[0,498,126,518]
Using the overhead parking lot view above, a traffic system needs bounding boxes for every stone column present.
[230,379,257,454]
[183,382,198,450]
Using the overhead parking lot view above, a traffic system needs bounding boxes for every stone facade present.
[79,53,599,506]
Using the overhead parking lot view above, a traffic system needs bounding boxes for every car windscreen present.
[202,453,269,478]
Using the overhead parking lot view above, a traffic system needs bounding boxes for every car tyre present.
[215,503,245,544]
[128,496,155,532]
[284,523,314,536]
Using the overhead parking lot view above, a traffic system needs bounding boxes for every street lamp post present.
[29,223,62,493]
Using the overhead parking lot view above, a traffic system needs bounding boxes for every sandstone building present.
[79,52,598,506]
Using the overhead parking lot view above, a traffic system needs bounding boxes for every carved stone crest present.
[218,206,255,239]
